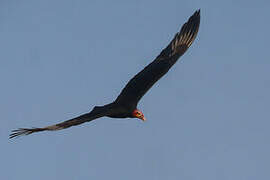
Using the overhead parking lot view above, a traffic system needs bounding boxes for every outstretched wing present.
[10,106,106,138]
[115,10,200,106]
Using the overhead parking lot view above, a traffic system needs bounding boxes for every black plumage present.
[10,10,200,138]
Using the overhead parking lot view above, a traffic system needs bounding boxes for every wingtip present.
[173,9,201,49]
[9,127,41,139]
[187,9,200,23]
[194,9,201,16]
[9,128,28,139]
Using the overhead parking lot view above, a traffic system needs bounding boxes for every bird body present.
[10,10,200,138]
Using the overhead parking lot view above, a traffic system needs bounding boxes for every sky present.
[1,0,270,179]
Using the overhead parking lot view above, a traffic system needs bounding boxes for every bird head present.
[132,109,146,121]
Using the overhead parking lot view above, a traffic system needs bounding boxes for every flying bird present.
[10,10,200,138]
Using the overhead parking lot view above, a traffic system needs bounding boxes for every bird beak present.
[141,116,146,121]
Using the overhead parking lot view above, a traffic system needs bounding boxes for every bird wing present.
[9,106,107,138]
[115,10,200,106]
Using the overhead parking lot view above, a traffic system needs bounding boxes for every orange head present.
[132,109,146,121]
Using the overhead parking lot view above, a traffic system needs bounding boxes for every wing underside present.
[115,10,200,105]
[10,106,107,138]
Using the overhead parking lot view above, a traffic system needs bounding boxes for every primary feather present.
[115,10,200,105]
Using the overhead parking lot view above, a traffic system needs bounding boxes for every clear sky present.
[1,0,270,179]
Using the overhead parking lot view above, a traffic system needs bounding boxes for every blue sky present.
[1,0,270,179]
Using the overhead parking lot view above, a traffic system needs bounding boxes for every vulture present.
[10,10,200,138]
